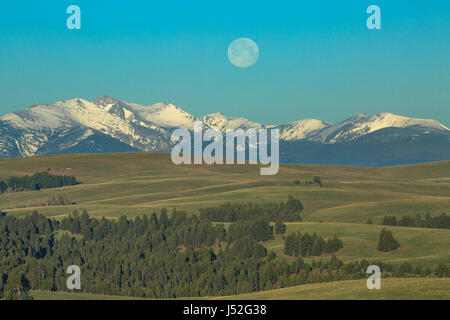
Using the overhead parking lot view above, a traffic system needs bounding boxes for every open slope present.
[1,153,449,267]
[265,222,450,265]
[213,278,450,300]
[1,153,448,300]
[1,153,449,223]
[30,278,450,300]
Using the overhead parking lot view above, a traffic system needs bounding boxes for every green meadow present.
[31,278,450,300]
[266,222,450,266]
[1,152,449,299]
[213,278,450,300]
[30,290,143,300]
[1,152,449,223]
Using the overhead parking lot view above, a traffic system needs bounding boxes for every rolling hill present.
[1,153,449,223]
[213,278,450,300]
[0,152,449,265]
[1,152,449,300]
[30,278,450,300]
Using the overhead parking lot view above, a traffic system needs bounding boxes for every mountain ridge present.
[0,95,449,166]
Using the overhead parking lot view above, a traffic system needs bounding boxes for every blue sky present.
[1,0,449,126]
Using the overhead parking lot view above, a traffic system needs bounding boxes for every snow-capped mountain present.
[306,112,448,144]
[279,119,330,141]
[0,95,449,166]
[202,112,263,132]
[0,96,198,157]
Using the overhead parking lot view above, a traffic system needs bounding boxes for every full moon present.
[228,38,259,68]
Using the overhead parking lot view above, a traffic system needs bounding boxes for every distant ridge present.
[0,95,449,166]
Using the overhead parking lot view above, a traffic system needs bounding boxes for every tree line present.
[199,195,303,222]
[0,171,79,193]
[227,218,274,242]
[284,232,343,257]
[382,213,450,230]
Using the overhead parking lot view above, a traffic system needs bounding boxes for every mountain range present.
[1,95,449,166]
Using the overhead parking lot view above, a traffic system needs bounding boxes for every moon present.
[228,38,259,68]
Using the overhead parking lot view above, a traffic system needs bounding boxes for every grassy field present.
[31,278,450,300]
[30,290,144,300]
[213,278,450,300]
[1,152,449,299]
[1,153,449,224]
[1,153,449,267]
[266,222,450,265]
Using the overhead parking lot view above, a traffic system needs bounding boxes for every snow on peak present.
[342,112,448,135]
[1,103,71,129]
[202,112,263,131]
[372,112,449,131]
[1,96,448,148]
[91,95,124,107]
[310,112,449,143]
[128,102,197,129]
[280,119,328,140]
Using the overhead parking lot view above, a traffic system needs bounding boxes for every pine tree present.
[378,228,400,252]
[275,221,286,235]
[159,209,169,229]
[0,181,7,194]
[311,239,322,256]
[5,270,33,300]
[284,233,296,256]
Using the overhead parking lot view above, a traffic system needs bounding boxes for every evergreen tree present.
[377,228,400,252]
[284,232,342,257]
[0,181,7,194]
[5,270,33,300]
[159,208,169,229]
[435,263,450,278]
[0,209,446,299]
[275,221,287,235]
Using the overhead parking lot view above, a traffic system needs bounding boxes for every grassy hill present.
[30,290,144,300]
[1,153,449,300]
[1,153,449,268]
[266,222,450,265]
[1,153,449,223]
[31,278,450,300]
[1,153,449,255]
[213,278,450,300]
